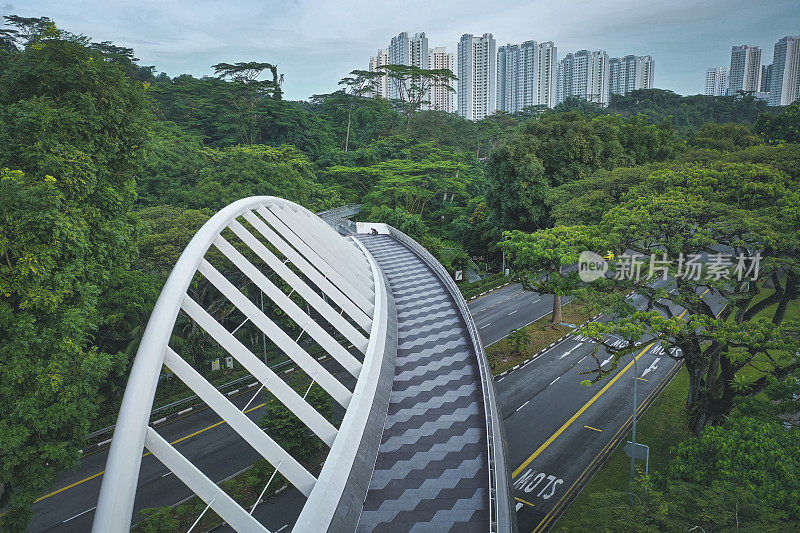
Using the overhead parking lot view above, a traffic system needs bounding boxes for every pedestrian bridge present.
[92,197,514,532]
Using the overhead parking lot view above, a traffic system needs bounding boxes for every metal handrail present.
[372,224,517,533]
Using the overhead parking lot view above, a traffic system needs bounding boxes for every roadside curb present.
[466,281,514,302]
[494,314,604,381]
[78,380,264,455]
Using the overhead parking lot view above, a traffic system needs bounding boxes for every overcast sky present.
[5,0,800,100]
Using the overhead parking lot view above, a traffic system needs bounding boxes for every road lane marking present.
[63,506,95,522]
[276,525,288,532]
[532,362,681,533]
[577,356,586,364]
[516,502,523,511]
[480,323,491,329]
[161,471,172,477]
[583,425,602,432]
[549,376,560,386]
[533,296,722,531]
[515,496,537,507]
[512,341,655,478]
[642,357,661,377]
[34,401,269,504]
[636,377,648,382]
[559,343,583,359]
[515,400,530,413]
[508,309,518,315]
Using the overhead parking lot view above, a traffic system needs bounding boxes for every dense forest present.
[0,15,798,531]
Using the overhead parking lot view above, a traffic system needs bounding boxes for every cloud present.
[4,0,800,99]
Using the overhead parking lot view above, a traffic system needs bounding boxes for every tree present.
[0,32,149,528]
[259,383,334,463]
[485,134,548,231]
[211,61,283,145]
[506,328,529,356]
[755,103,800,144]
[690,122,763,152]
[338,69,379,152]
[378,64,456,127]
[499,226,603,325]
[575,161,800,434]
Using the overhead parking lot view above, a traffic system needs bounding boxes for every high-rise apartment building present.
[556,50,610,106]
[458,33,496,120]
[428,46,455,112]
[609,55,654,96]
[761,64,772,93]
[387,32,429,99]
[496,40,557,113]
[768,35,800,106]
[727,44,762,95]
[368,48,390,99]
[704,66,729,96]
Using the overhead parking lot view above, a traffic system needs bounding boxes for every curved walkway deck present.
[355,234,490,532]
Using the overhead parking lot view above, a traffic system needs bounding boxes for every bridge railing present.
[93,197,395,532]
[357,223,517,532]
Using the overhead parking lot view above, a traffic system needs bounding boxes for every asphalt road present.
[29,280,718,533]
[482,286,728,532]
[28,358,354,533]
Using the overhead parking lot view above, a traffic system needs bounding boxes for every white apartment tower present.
[704,66,729,96]
[769,35,800,106]
[368,48,390,99]
[458,33,496,121]
[428,46,455,112]
[556,50,610,106]
[609,55,654,96]
[727,44,762,95]
[497,40,557,113]
[387,32,429,99]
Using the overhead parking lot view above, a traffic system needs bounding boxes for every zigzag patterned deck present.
[355,234,490,532]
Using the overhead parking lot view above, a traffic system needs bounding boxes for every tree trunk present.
[344,103,352,152]
[551,294,563,324]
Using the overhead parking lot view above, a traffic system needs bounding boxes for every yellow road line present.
[532,297,728,532]
[636,377,648,382]
[515,496,537,508]
[531,362,678,533]
[33,401,267,504]
[583,425,603,432]
[511,341,655,478]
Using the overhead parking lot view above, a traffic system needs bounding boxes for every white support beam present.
[180,296,340,441]
[211,238,363,376]
[163,348,317,495]
[241,211,374,318]
[227,220,372,338]
[272,204,372,284]
[144,427,271,532]
[198,259,355,403]
[254,206,375,306]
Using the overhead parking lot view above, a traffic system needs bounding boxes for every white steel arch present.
[92,197,395,532]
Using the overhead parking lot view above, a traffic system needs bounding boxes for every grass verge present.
[553,366,691,531]
[486,300,593,376]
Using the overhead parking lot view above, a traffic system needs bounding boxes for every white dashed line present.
[515,400,530,412]
[516,502,524,511]
[577,356,587,364]
[161,471,172,478]
[480,323,491,329]
[549,376,561,386]
[508,309,518,315]
[63,507,95,523]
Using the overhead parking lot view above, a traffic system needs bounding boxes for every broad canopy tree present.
[0,27,150,528]
[576,161,800,434]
